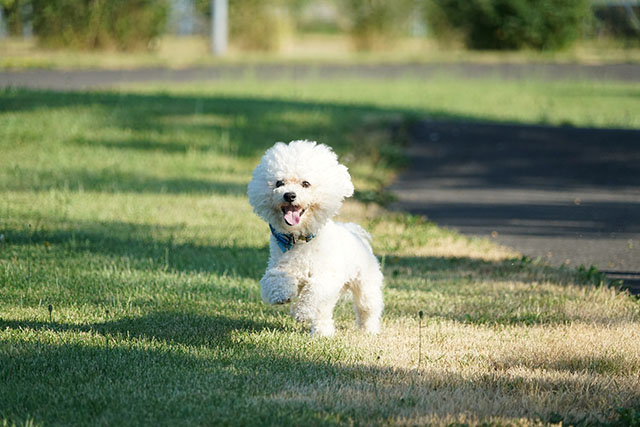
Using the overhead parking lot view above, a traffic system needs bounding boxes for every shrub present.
[592,3,640,41]
[227,0,290,51]
[342,0,416,50]
[425,0,592,50]
[31,0,167,51]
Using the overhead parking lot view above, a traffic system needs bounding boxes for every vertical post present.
[211,0,228,56]
[0,7,6,39]
[22,0,33,39]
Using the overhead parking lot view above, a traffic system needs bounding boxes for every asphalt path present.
[2,62,640,90]
[2,63,639,293]
[390,121,640,294]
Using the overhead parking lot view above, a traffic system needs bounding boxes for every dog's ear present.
[337,164,354,199]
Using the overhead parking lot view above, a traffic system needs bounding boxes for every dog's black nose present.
[283,192,296,202]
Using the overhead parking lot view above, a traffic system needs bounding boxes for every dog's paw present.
[311,321,335,337]
[260,270,298,305]
[364,322,380,335]
[359,315,381,335]
[262,288,295,305]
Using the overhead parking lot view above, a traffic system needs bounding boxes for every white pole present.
[0,8,6,39]
[211,0,228,56]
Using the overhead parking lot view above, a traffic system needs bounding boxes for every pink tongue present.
[284,209,301,226]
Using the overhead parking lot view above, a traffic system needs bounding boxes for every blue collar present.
[269,224,315,253]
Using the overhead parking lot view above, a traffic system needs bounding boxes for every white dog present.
[248,140,384,336]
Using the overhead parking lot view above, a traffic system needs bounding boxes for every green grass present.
[1,76,640,425]
[127,77,640,129]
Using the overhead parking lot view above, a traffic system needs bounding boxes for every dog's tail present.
[342,222,373,246]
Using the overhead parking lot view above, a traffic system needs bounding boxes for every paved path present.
[2,62,640,90]
[390,121,640,294]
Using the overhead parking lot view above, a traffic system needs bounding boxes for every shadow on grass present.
[494,352,638,376]
[1,89,420,159]
[382,255,635,326]
[0,312,331,425]
[7,166,248,195]
[384,254,573,283]
[2,220,267,280]
[71,136,221,154]
[1,311,637,425]
[0,311,276,348]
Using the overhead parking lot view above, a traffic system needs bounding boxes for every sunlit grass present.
[127,77,640,129]
[1,78,639,425]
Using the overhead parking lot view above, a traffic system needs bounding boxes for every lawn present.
[1,76,639,425]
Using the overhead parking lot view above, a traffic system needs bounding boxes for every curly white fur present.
[248,140,384,336]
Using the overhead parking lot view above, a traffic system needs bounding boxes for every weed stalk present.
[418,310,423,369]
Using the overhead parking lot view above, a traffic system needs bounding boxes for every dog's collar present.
[269,224,315,253]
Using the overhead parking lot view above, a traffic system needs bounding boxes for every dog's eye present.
[275,180,285,188]
[301,181,311,188]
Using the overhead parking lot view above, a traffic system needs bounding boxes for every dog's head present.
[248,140,354,236]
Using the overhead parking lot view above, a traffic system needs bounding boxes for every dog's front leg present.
[291,278,341,337]
[260,268,298,305]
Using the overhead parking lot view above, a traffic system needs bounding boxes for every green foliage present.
[592,4,640,42]
[341,0,416,50]
[1,0,29,36]
[31,0,168,51]
[425,0,592,50]
[577,264,606,286]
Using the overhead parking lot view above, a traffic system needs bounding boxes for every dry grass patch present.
[252,319,640,425]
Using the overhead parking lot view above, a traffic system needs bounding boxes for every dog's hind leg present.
[351,270,384,335]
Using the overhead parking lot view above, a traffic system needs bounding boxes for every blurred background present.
[1,0,639,67]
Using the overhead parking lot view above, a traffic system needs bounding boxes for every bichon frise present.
[248,140,384,336]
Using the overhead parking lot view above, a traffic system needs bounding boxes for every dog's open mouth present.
[281,205,305,226]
